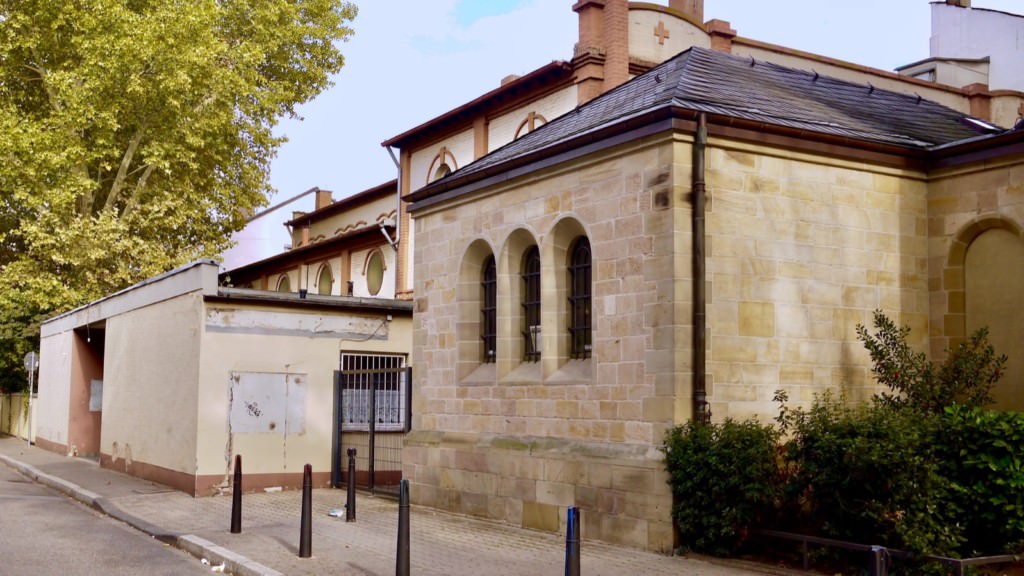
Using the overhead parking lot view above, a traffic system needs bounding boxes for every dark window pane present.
[481,256,497,363]
[568,237,592,359]
[521,246,541,362]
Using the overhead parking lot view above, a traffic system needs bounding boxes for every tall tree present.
[0,0,357,390]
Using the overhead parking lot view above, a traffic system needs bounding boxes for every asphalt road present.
[0,460,213,576]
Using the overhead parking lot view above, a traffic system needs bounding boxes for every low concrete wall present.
[1,393,37,442]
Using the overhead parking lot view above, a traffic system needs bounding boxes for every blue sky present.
[454,0,532,27]
[268,0,1023,204]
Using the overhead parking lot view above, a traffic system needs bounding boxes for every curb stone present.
[178,535,286,576]
[0,452,274,575]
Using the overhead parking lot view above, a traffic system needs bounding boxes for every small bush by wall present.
[662,418,781,556]
[777,393,961,556]
[664,312,1021,564]
[938,406,1024,555]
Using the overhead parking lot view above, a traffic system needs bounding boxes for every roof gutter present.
[692,113,710,424]
[384,146,402,252]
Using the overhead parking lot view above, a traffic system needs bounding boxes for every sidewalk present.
[0,436,791,576]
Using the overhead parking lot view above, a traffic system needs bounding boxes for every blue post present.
[299,464,312,558]
[396,479,410,576]
[565,506,580,576]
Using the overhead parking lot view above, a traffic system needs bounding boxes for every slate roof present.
[430,46,995,190]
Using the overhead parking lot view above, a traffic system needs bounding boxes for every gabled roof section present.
[225,222,391,278]
[285,179,396,227]
[409,46,995,203]
[381,60,573,150]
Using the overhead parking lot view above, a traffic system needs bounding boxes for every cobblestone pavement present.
[0,437,791,576]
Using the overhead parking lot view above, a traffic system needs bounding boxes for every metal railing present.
[754,528,1022,576]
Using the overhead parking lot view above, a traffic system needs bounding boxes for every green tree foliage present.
[856,310,1005,413]
[0,0,356,390]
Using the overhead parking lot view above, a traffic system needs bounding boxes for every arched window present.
[317,264,333,296]
[568,237,592,359]
[366,250,385,296]
[432,163,452,182]
[427,146,458,184]
[521,246,541,362]
[481,255,497,363]
[514,111,548,140]
[276,274,291,293]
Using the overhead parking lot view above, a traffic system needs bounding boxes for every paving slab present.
[0,436,791,576]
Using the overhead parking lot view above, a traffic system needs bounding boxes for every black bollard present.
[564,506,580,576]
[230,454,242,534]
[299,464,312,558]
[346,448,357,522]
[396,479,410,576]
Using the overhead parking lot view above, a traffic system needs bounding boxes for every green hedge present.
[663,313,1022,560]
[938,406,1024,555]
[662,418,781,556]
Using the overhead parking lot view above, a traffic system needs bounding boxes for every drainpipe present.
[693,113,710,424]
[384,146,402,251]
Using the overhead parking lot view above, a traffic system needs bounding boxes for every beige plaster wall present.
[992,96,1024,130]
[300,195,396,245]
[628,7,710,65]
[195,302,412,493]
[409,129,476,193]
[705,139,930,419]
[927,156,1024,410]
[37,330,73,448]
[408,135,683,552]
[487,88,577,152]
[102,292,202,477]
[351,245,397,298]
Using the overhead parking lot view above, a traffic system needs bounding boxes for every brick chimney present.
[572,0,629,105]
[314,188,333,210]
[669,0,703,22]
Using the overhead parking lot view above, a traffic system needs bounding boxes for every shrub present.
[663,418,781,556]
[777,392,962,556]
[856,310,1005,414]
[938,406,1024,555]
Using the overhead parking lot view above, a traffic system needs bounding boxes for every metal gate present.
[332,353,410,496]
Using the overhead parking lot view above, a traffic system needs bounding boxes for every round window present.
[366,251,384,296]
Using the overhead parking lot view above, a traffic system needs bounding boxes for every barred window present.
[568,237,592,359]
[339,353,407,431]
[521,246,541,362]
[481,255,497,363]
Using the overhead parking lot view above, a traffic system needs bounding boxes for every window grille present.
[340,353,406,431]
[521,246,541,362]
[568,237,592,359]
[481,255,497,363]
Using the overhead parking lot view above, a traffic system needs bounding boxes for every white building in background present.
[898,1,1024,98]
[218,187,333,271]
